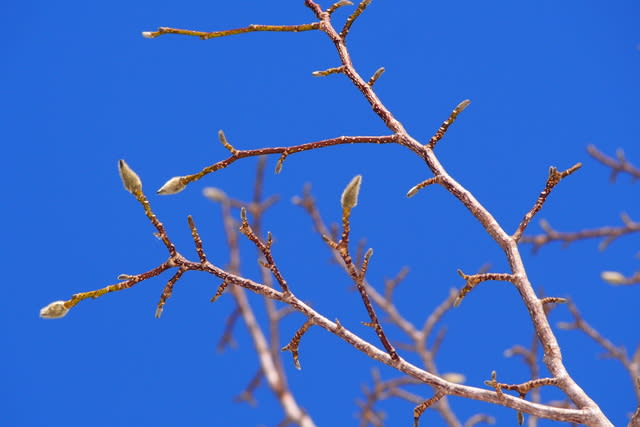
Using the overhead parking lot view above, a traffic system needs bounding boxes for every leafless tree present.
[40,2,638,426]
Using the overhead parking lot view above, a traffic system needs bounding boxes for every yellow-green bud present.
[340,175,362,211]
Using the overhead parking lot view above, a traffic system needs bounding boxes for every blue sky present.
[3,1,639,426]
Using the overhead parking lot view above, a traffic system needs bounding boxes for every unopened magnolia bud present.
[39,301,69,319]
[218,130,235,154]
[340,175,362,211]
[406,185,420,198]
[141,31,154,39]
[455,99,471,112]
[203,187,227,202]
[601,271,626,285]
[157,176,186,195]
[118,159,142,194]
[275,155,286,174]
[441,373,466,384]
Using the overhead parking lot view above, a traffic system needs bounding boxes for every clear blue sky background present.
[3,1,639,426]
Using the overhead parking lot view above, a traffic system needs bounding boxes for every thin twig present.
[282,319,314,370]
[559,301,640,403]
[160,135,399,193]
[521,214,640,253]
[187,215,207,263]
[234,368,263,406]
[340,0,373,39]
[143,23,321,40]
[454,270,515,307]
[512,163,582,242]
[326,1,354,16]
[426,100,471,149]
[588,144,640,181]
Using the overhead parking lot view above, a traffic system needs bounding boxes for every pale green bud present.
[340,175,362,211]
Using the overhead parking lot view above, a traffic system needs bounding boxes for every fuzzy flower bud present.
[340,175,362,211]
[118,159,142,194]
[141,31,154,39]
[455,99,471,112]
[157,176,186,195]
[203,187,227,202]
[441,373,466,384]
[601,271,626,285]
[39,301,69,319]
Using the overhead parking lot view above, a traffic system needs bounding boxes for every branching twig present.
[521,214,640,253]
[234,368,263,406]
[512,163,582,242]
[282,319,314,370]
[454,270,515,307]
[239,207,291,294]
[414,390,446,427]
[158,135,399,193]
[296,188,493,427]
[588,144,640,182]
[323,175,399,362]
[558,301,640,404]
[42,4,618,426]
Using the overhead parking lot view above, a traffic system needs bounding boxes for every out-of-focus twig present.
[521,214,640,253]
[588,145,640,182]
[558,301,640,405]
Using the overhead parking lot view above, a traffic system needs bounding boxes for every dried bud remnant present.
[157,176,186,195]
[118,159,142,194]
[39,301,69,319]
[340,175,362,211]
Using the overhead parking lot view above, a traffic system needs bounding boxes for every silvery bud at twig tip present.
[40,301,69,319]
[364,248,373,260]
[406,185,419,198]
[157,176,186,195]
[341,175,362,210]
[141,31,154,39]
[203,187,227,202]
[456,99,471,112]
[118,159,142,194]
